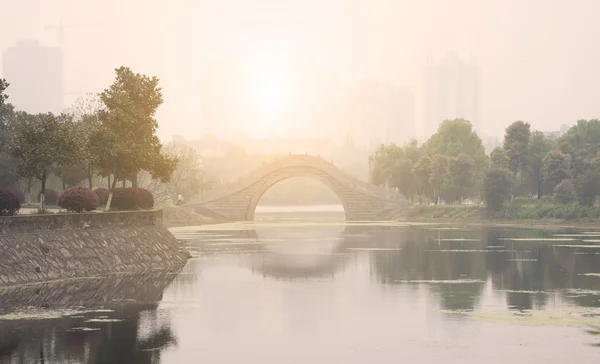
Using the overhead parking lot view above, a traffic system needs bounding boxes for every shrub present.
[110,188,138,210]
[554,179,577,204]
[40,188,59,206]
[109,188,155,211]
[136,188,154,209]
[58,187,99,213]
[93,188,110,206]
[0,188,21,216]
[6,188,25,204]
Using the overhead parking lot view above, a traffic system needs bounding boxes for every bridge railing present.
[196,154,406,204]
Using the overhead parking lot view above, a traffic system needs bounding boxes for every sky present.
[1,0,599,142]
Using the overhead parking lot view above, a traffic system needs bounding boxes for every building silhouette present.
[423,52,480,138]
[2,40,63,114]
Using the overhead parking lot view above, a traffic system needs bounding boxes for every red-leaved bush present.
[58,187,99,213]
[136,188,155,210]
[0,188,21,216]
[109,188,155,210]
[93,187,110,206]
[41,188,59,205]
[6,188,25,204]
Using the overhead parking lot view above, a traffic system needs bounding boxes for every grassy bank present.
[402,200,600,227]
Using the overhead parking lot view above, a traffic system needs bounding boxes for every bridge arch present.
[247,169,351,221]
[187,154,407,221]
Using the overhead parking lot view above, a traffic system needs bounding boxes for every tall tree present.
[483,168,514,211]
[524,131,554,198]
[560,119,600,176]
[543,149,571,192]
[92,67,177,210]
[449,154,475,202]
[0,78,8,106]
[9,113,78,209]
[424,118,488,175]
[490,147,509,169]
[429,154,450,204]
[0,103,19,187]
[503,121,531,174]
[413,155,431,203]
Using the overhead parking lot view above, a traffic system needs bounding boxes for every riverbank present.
[0,210,189,287]
[396,204,600,229]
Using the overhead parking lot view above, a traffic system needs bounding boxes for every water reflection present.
[3,222,600,362]
[0,271,180,364]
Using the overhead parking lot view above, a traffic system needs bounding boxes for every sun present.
[255,77,286,116]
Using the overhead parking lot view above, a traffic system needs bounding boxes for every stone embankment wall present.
[0,210,190,287]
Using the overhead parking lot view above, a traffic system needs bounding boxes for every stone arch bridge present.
[186,154,407,221]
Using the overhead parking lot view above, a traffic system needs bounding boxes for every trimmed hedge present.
[6,188,25,204]
[0,188,21,216]
[58,187,99,213]
[136,188,154,210]
[110,188,155,211]
[93,187,110,206]
[41,188,59,205]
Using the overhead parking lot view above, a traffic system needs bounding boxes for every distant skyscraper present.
[343,82,415,146]
[2,40,63,114]
[423,52,480,138]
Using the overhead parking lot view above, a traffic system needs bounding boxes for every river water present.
[2,208,600,363]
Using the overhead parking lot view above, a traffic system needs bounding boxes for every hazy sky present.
[1,0,599,141]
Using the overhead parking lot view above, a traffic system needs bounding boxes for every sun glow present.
[245,59,293,136]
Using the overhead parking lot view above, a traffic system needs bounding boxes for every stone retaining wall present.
[0,210,190,287]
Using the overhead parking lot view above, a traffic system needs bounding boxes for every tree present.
[92,67,177,210]
[490,147,509,169]
[543,149,571,192]
[503,120,531,174]
[428,154,450,204]
[524,131,553,198]
[0,78,8,106]
[483,168,514,211]
[575,154,600,206]
[413,155,431,203]
[554,179,576,204]
[65,94,103,188]
[424,118,488,177]
[9,113,78,209]
[449,154,475,202]
[560,119,600,175]
[0,103,19,187]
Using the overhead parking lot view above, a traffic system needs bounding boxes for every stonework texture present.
[0,210,190,287]
[188,154,408,221]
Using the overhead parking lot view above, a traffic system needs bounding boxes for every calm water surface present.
[2,209,600,363]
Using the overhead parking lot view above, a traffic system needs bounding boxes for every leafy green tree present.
[490,147,509,169]
[65,95,103,188]
[449,154,475,202]
[429,154,450,204]
[483,168,514,211]
[0,103,19,187]
[503,121,531,174]
[554,179,577,204]
[9,113,78,209]
[524,131,553,198]
[560,119,600,175]
[368,141,421,200]
[413,155,431,203]
[424,118,488,178]
[0,78,8,106]
[92,67,177,210]
[575,154,600,206]
[543,149,571,192]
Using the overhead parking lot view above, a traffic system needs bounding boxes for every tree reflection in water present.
[0,270,182,364]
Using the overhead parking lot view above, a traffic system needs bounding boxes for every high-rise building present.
[2,40,63,114]
[423,52,480,138]
[342,82,415,147]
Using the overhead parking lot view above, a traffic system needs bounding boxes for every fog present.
[1,0,599,142]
